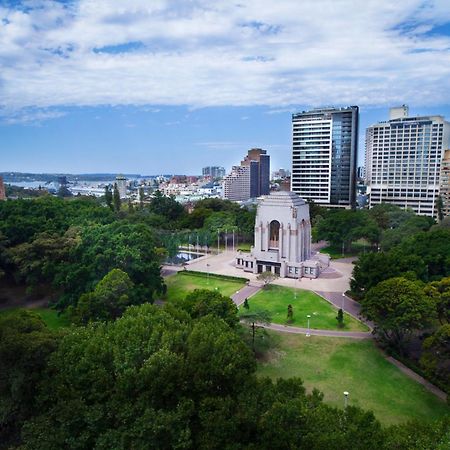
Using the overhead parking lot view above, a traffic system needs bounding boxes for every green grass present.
[164,272,246,302]
[258,332,449,425]
[237,242,253,252]
[0,307,70,330]
[242,285,368,332]
[320,240,372,259]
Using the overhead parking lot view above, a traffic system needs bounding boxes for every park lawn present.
[237,242,253,252]
[164,272,246,302]
[0,307,70,330]
[258,332,449,425]
[243,285,368,332]
[320,239,372,259]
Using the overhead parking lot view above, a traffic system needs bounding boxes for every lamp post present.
[225,229,228,252]
[232,229,235,253]
[306,314,311,337]
[342,293,345,311]
[343,391,349,409]
[217,229,220,255]
[206,263,210,284]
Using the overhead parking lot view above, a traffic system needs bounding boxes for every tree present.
[424,277,450,325]
[148,190,185,221]
[257,270,279,288]
[21,305,255,449]
[104,185,113,210]
[336,308,344,328]
[180,289,239,328]
[243,298,249,309]
[68,268,135,324]
[139,186,145,209]
[361,277,434,353]
[420,324,450,392]
[316,209,381,252]
[240,310,272,351]
[287,304,293,323]
[113,183,121,212]
[436,195,444,222]
[0,310,59,448]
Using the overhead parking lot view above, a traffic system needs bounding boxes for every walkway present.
[264,322,372,339]
[231,284,262,307]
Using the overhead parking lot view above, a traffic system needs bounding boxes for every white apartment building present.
[222,165,251,201]
[365,106,450,217]
[439,150,450,218]
[291,106,358,207]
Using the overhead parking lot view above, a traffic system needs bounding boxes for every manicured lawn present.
[0,307,70,330]
[320,240,372,259]
[242,285,368,332]
[164,272,247,302]
[237,242,253,252]
[258,332,449,425]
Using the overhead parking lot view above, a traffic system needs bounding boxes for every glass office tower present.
[291,106,358,207]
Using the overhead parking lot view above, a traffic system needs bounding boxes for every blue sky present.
[1,1,450,174]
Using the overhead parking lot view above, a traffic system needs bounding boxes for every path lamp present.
[343,391,349,409]
[342,293,345,311]
[206,263,210,284]
[225,229,228,252]
[217,229,220,255]
[306,314,311,337]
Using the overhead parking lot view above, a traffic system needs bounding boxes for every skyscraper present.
[438,149,450,218]
[115,175,127,199]
[365,106,450,217]
[291,106,358,207]
[222,148,270,202]
[202,166,226,178]
[0,176,5,201]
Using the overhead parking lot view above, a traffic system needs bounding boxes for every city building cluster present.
[2,104,449,220]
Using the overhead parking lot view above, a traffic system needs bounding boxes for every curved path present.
[263,322,372,339]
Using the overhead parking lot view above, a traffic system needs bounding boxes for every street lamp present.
[306,314,311,337]
[206,263,210,284]
[341,292,345,311]
[343,391,349,409]
[217,229,220,255]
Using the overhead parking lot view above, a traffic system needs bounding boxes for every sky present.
[1,0,450,175]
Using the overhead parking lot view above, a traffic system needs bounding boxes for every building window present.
[269,220,280,248]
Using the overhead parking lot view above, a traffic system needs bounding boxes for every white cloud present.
[1,0,450,120]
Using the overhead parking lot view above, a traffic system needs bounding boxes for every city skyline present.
[1,1,450,173]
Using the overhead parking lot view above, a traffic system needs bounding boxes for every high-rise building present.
[0,176,5,200]
[291,106,358,207]
[439,149,450,218]
[241,148,270,197]
[365,107,450,217]
[222,148,270,201]
[115,175,127,198]
[202,166,226,178]
[222,165,251,201]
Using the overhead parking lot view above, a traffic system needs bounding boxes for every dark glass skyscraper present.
[291,106,358,207]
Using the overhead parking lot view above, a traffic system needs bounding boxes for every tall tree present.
[113,183,121,212]
[0,310,59,448]
[104,185,113,210]
[362,277,434,353]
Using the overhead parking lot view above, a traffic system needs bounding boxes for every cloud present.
[1,0,450,122]
[0,107,66,125]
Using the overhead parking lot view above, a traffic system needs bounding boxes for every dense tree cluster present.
[1,295,448,450]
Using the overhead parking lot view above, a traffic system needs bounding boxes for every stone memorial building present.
[236,191,323,278]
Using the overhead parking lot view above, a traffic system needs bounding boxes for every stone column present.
[279,224,284,259]
[287,223,291,261]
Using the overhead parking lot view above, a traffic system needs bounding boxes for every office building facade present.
[439,149,450,218]
[222,148,270,202]
[0,176,5,200]
[365,106,450,217]
[115,176,127,199]
[291,106,358,207]
[202,166,226,179]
